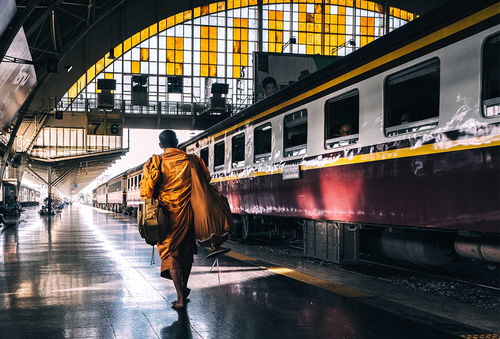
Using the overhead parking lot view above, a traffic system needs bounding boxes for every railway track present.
[273,241,500,293]
[356,258,500,293]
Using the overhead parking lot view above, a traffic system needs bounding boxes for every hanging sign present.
[86,113,123,136]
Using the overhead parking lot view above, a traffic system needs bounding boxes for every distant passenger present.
[140,130,205,310]
[339,123,353,137]
[298,69,310,80]
[262,76,278,97]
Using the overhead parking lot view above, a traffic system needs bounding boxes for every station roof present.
[6,0,451,115]
[28,148,127,196]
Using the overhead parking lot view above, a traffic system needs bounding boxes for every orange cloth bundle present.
[188,154,232,247]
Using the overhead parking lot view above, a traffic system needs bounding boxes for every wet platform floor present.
[0,205,461,338]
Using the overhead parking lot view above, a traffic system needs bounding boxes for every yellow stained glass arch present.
[64,0,415,108]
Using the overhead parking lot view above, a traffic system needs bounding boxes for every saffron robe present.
[140,148,206,278]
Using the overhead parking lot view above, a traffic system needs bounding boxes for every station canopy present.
[1,0,447,195]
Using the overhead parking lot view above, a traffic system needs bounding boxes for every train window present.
[254,123,272,163]
[231,133,245,168]
[200,148,209,167]
[384,58,440,137]
[109,181,121,192]
[325,90,359,149]
[284,109,308,157]
[482,33,500,117]
[214,141,225,171]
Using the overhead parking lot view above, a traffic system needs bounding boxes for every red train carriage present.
[18,185,40,206]
[180,1,500,266]
[93,165,144,214]
[95,183,107,209]
[124,164,144,216]
[106,174,127,212]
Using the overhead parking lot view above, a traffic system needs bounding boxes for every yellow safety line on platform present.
[225,251,372,298]
[460,334,500,339]
[225,251,259,261]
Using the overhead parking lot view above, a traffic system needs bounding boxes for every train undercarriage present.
[94,202,138,217]
[231,214,500,268]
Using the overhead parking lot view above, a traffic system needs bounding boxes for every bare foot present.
[171,300,186,310]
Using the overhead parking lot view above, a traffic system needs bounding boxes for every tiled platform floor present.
[0,205,460,338]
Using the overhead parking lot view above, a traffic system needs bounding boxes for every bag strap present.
[151,154,162,200]
[150,246,155,265]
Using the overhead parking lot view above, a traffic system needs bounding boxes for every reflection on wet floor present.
[0,205,455,338]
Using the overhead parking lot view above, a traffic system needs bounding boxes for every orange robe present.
[140,148,208,279]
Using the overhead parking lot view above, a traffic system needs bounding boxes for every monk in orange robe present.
[140,130,209,310]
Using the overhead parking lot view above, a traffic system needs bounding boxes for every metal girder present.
[58,0,126,61]
[58,6,88,23]
[50,9,58,52]
[28,46,59,55]
[52,166,77,186]
[0,0,40,61]
[25,0,64,38]
[26,166,48,185]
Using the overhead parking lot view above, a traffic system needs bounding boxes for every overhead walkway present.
[52,97,231,131]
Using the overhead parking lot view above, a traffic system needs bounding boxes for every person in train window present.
[339,123,353,137]
[140,130,207,310]
[262,76,278,97]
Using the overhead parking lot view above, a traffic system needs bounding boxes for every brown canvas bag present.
[138,198,162,245]
[138,155,169,245]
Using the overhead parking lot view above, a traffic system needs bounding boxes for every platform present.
[0,206,484,338]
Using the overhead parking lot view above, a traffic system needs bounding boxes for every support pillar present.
[257,0,263,52]
[383,1,391,35]
[47,165,52,215]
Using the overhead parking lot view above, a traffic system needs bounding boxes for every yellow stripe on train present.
[211,135,500,183]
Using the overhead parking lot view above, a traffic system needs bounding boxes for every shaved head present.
[159,130,178,149]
